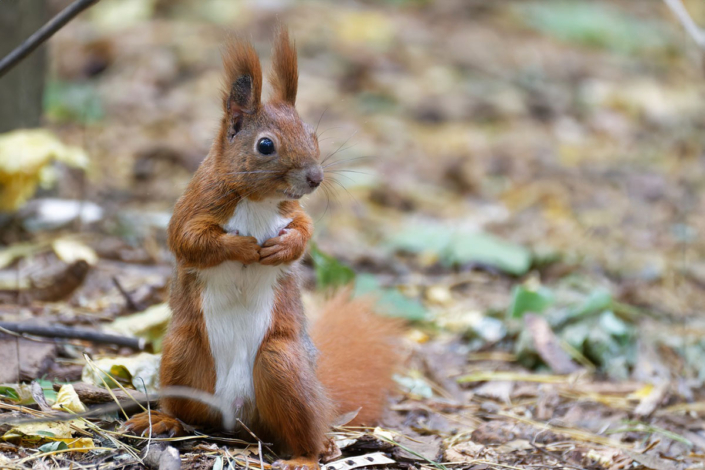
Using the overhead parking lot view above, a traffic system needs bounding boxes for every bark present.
[0,0,47,133]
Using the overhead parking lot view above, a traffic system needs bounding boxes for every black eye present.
[257,137,275,155]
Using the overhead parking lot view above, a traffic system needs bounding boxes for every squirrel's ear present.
[269,27,298,105]
[222,39,262,141]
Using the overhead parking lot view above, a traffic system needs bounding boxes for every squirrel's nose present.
[306,167,323,188]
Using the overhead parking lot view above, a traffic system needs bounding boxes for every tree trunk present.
[0,0,47,133]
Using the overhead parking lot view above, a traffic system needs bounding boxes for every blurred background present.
[2,0,705,467]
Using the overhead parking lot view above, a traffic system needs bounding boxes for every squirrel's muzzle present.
[283,163,324,199]
[306,166,323,188]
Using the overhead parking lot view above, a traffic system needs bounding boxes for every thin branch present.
[0,322,145,350]
[0,0,102,79]
[1,385,250,438]
[663,0,705,48]
[113,276,143,311]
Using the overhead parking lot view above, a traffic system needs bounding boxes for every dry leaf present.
[52,238,98,266]
[0,129,87,211]
[52,384,87,413]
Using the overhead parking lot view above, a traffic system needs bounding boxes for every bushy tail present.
[310,292,402,426]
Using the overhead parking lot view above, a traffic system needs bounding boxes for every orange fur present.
[122,410,185,437]
[311,294,402,425]
[261,202,312,265]
[123,29,401,468]
[222,38,262,113]
[269,27,298,105]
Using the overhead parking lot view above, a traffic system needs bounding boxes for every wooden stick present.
[0,0,101,78]
[0,322,145,350]
[663,0,705,48]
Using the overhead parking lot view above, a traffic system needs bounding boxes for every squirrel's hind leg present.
[122,410,186,438]
[253,336,332,464]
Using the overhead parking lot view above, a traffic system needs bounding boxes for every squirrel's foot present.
[272,456,320,470]
[320,437,341,463]
[121,410,186,438]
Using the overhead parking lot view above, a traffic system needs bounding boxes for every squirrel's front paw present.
[272,457,320,470]
[260,229,304,266]
[223,234,260,264]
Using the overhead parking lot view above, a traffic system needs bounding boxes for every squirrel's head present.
[215,28,322,201]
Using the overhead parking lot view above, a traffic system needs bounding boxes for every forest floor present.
[1,0,705,469]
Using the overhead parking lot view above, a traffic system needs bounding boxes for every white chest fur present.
[198,198,291,415]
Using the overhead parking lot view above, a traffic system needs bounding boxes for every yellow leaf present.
[627,384,654,400]
[52,384,87,413]
[406,329,430,344]
[3,421,73,442]
[372,427,395,442]
[52,238,98,266]
[107,303,171,351]
[0,129,88,211]
[0,241,45,269]
[82,353,161,394]
[53,437,95,452]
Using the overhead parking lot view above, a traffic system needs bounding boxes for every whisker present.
[321,131,358,165]
[315,182,335,224]
[325,169,369,176]
[324,144,358,163]
[321,144,358,166]
[317,126,344,139]
[322,156,370,169]
[327,176,359,205]
[327,172,357,186]
[322,180,340,201]
[227,171,281,175]
[315,108,328,135]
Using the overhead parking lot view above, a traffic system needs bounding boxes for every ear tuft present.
[222,38,262,140]
[269,26,298,105]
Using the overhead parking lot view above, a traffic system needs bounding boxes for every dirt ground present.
[2,0,705,469]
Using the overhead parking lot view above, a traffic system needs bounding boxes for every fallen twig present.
[0,322,145,350]
[0,385,241,435]
[113,276,144,311]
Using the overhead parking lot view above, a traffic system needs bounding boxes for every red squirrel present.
[123,28,400,470]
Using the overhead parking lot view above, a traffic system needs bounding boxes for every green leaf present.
[558,310,636,380]
[386,222,452,256]
[598,310,630,339]
[44,80,104,124]
[517,1,672,55]
[507,285,555,319]
[37,379,57,404]
[309,242,356,290]
[0,386,19,401]
[392,373,433,398]
[108,365,134,383]
[387,221,532,276]
[566,288,612,320]
[35,431,57,437]
[560,321,590,350]
[446,232,532,276]
[355,274,426,321]
[38,441,69,452]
